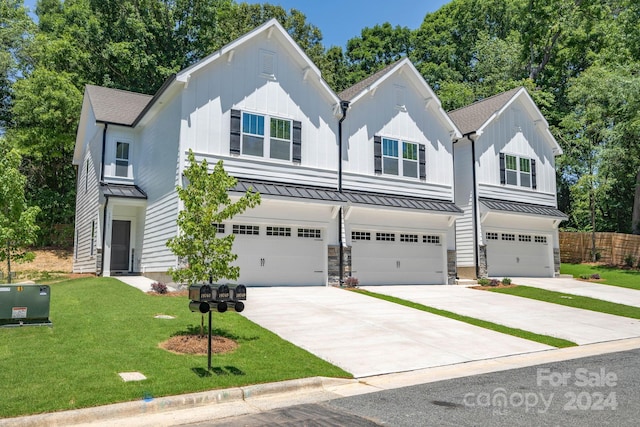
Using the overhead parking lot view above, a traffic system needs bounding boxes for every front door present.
[111,220,131,272]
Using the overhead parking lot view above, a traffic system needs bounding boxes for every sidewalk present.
[515,276,640,307]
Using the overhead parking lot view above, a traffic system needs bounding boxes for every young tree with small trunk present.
[0,144,40,283]
[166,149,261,286]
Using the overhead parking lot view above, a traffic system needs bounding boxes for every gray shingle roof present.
[338,59,405,101]
[86,85,153,126]
[448,87,522,135]
[100,183,148,199]
[480,198,567,219]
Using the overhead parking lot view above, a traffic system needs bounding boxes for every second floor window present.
[382,138,418,178]
[501,153,535,189]
[116,142,130,177]
[241,112,292,160]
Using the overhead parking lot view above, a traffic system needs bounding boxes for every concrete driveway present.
[516,277,640,307]
[364,285,640,346]
[241,287,552,378]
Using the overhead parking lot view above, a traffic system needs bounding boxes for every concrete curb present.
[0,376,356,427]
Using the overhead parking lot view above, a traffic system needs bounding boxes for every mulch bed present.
[471,284,519,290]
[159,334,238,355]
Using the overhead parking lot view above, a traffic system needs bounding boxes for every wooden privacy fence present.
[560,232,640,265]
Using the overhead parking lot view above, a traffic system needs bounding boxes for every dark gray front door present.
[111,220,131,272]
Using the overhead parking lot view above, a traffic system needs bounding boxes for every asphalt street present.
[195,348,640,426]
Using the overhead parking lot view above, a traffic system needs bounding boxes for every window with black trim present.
[382,138,418,178]
[501,153,535,189]
[232,110,301,162]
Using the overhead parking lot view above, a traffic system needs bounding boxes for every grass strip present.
[490,285,640,319]
[351,289,576,349]
[0,277,351,418]
[560,263,640,291]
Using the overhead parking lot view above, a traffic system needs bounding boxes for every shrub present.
[343,276,359,288]
[579,274,590,280]
[501,277,512,285]
[489,279,500,287]
[151,282,168,294]
[624,254,636,268]
[590,274,601,280]
[477,278,490,286]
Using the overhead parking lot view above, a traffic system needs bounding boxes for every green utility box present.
[0,284,52,327]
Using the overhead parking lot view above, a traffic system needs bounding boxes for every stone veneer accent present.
[477,245,488,278]
[553,247,561,277]
[447,250,457,285]
[328,245,352,285]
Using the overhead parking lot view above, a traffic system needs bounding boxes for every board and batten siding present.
[73,108,102,274]
[342,72,454,200]
[475,100,558,207]
[453,139,477,268]
[137,94,182,273]
[179,31,340,180]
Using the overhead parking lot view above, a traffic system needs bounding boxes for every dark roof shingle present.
[86,85,153,126]
[448,87,522,135]
[338,59,405,101]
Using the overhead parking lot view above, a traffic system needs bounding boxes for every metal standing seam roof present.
[231,179,463,214]
[100,183,148,199]
[448,87,522,135]
[480,198,567,219]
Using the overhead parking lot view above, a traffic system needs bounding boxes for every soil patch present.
[9,248,73,273]
[159,334,238,355]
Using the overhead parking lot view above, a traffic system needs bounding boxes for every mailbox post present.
[188,283,247,371]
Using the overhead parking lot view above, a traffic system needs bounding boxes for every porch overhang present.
[479,198,568,220]
[342,190,463,215]
[100,183,148,200]
[231,179,347,205]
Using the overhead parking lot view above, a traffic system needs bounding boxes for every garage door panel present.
[486,232,552,277]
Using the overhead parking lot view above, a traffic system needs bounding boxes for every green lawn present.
[0,278,350,418]
[560,263,640,290]
[351,289,577,349]
[490,285,640,319]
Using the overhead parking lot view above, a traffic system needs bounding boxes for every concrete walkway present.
[363,285,640,346]
[515,277,640,307]
[112,276,157,292]
[241,287,552,378]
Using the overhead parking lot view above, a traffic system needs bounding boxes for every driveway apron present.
[363,286,640,347]
[515,277,640,307]
[241,287,551,378]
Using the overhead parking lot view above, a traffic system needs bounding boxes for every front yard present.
[560,263,640,290]
[0,277,350,418]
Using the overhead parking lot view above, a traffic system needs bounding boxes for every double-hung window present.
[240,112,292,161]
[501,153,535,189]
[115,142,130,177]
[382,138,419,178]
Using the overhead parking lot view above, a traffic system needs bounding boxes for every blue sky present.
[24,0,451,48]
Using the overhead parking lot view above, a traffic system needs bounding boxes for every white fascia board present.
[347,59,409,105]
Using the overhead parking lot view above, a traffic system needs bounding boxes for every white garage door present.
[230,224,326,286]
[351,231,445,285]
[485,232,552,277]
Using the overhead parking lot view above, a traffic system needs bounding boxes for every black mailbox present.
[188,284,214,302]
[212,284,230,302]
[229,284,246,301]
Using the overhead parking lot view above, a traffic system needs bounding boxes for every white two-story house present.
[72,19,463,286]
[450,87,567,278]
[339,59,462,285]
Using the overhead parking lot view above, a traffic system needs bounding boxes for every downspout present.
[467,132,480,278]
[100,123,108,181]
[338,100,350,284]
[101,196,109,276]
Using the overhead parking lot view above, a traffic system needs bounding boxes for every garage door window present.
[298,228,321,238]
[400,234,418,243]
[376,232,395,241]
[423,235,441,244]
[266,226,291,236]
[519,235,532,242]
[501,233,515,241]
[352,231,371,241]
[213,223,225,234]
[486,232,498,240]
[233,224,259,235]
[535,235,548,244]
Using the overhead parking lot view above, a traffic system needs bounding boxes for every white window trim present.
[241,111,293,162]
[504,153,532,188]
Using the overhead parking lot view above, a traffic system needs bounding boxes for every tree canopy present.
[2,0,640,241]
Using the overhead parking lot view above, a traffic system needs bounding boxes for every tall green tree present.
[0,142,40,282]
[166,150,261,285]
